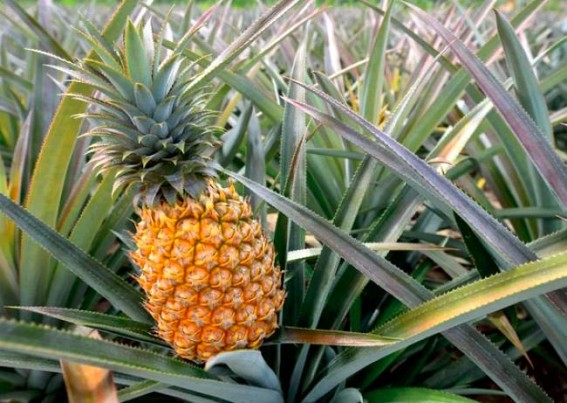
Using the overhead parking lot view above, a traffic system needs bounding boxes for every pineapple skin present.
[132,182,285,362]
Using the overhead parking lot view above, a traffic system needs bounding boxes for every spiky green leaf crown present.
[72,19,220,206]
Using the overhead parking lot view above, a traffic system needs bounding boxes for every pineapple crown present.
[69,18,221,206]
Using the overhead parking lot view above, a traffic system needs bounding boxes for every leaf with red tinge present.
[405,2,567,210]
[281,88,536,268]
[274,326,399,347]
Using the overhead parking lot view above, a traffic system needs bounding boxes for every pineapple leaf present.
[184,0,301,95]
[286,65,567,369]
[19,0,138,312]
[117,380,163,402]
[48,175,116,307]
[141,18,155,70]
[56,163,98,238]
[0,350,60,373]
[82,19,123,65]
[239,7,324,73]
[274,327,399,347]
[5,0,72,61]
[133,83,157,116]
[0,319,284,403]
[205,351,282,394]
[291,3,395,393]
[286,243,447,262]
[169,44,283,122]
[495,10,560,235]
[306,246,567,402]
[151,57,182,104]
[8,306,160,345]
[226,171,552,403]
[0,351,216,402]
[0,66,33,92]
[244,105,266,214]
[85,59,135,102]
[124,20,152,87]
[218,102,252,167]
[359,0,393,125]
[330,389,364,403]
[0,194,151,323]
[176,3,218,53]
[280,36,307,327]
[364,388,476,402]
[406,3,567,208]
[76,27,122,72]
[495,11,553,141]
[283,91,535,266]
[378,252,567,339]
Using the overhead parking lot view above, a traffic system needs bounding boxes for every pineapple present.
[70,19,285,362]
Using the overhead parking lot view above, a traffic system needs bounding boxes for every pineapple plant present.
[1,1,567,402]
[68,19,285,362]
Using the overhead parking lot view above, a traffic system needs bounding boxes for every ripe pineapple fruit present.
[71,19,285,362]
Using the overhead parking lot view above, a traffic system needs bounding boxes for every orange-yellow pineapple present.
[72,19,285,362]
[132,183,284,361]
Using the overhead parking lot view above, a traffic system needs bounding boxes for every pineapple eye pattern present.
[133,184,285,362]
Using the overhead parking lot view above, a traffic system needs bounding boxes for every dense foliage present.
[0,0,566,402]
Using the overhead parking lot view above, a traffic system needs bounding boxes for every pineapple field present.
[1,0,567,402]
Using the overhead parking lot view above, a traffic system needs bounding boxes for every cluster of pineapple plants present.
[0,0,566,402]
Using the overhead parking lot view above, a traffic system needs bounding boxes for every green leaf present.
[224,172,550,403]
[124,20,152,87]
[0,351,61,378]
[117,380,163,402]
[280,37,307,326]
[244,105,266,214]
[380,253,567,339]
[406,3,567,208]
[284,87,536,267]
[298,0,394,329]
[454,214,499,279]
[288,87,567,365]
[239,8,323,73]
[287,243,446,262]
[541,64,567,94]
[360,0,393,125]
[205,351,283,396]
[364,388,476,402]
[9,307,159,345]
[330,388,363,403]
[78,20,123,71]
[365,1,548,224]
[307,251,567,403]
[454,213,529,360]
[85,60,135,102]
[184,0,301,95]
[274,327,399,347]
[0,66,33,92]
[218,102,252,166]
[172,45,282,122]
[5,0,72,61]
[495,10,560,235]
[495,11,552,141]
[0,319,282,403]
[18,0,137,313]
[0,194,150,323]
[47,174,116,307]
[0,390,41,402]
